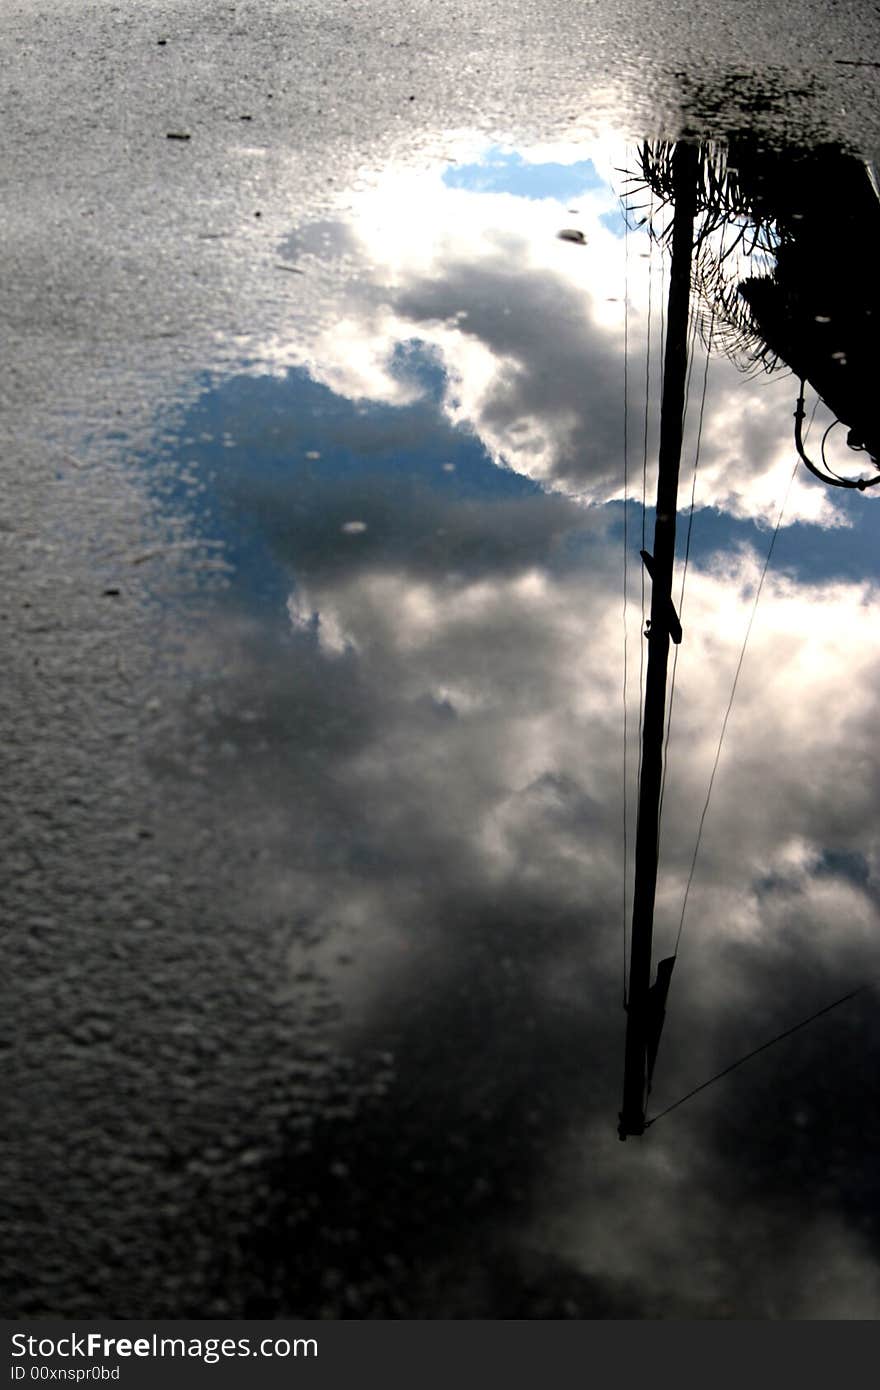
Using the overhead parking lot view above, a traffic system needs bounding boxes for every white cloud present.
[147,447,880,1314]
[247,137,848,527]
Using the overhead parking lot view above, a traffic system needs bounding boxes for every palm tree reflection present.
[629,138,880,488]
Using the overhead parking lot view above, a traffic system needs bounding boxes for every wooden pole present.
[619,141,699,1140]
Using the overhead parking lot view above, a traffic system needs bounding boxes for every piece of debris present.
[557,228,587,245]
[276,263,304,273]
[166,131,191,141]
[239,114,252,120]
[103,588,121,597]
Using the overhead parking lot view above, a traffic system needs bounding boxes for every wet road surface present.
[3,1,880,1318]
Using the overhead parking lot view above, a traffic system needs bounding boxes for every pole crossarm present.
[640,549,683,643]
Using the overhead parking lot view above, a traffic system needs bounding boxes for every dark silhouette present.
[631,138,880,482]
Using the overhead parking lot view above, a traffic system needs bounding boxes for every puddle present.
[7,116,880,1319]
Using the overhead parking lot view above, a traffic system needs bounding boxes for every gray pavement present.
[2,1,880,1318]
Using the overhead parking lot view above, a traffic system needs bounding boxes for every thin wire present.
[636,193,654,799]
[673,456,799,957]
[659,219,729,839]
[677,313,719,619]
[804,392,820,445]
[658,307,716,834]
[622,200,631,1008]
[820,418,851,484]
[681,304,701,436]
[646,984,869,1127]
[659,219,667,398]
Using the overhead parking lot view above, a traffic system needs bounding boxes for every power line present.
[804,389,821,445]
[636,191,655,800]
[658,307,714,839]
[622,200,631,1007]
[646,392,865,1119]
[658,219,729,845]
[676,312,716,618]
[673,456,799,956]
[646,983,870,1128]
[659,218,667,397]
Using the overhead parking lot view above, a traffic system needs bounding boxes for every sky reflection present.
[12,131,880,1319]
[130,135,880,1315]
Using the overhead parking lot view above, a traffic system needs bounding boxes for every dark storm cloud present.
[141,278,880,1313]
[46,191,875,1313]
[394,250,627,496]
[237,473,606,583]
[8,0,880,1324]
[145,453,880,1314]
[11,149,879,1319]
[171,361,613,593]
[146,598,636,1316]
[280,174,844,529]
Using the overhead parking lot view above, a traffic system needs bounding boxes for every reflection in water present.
[8,128,880,1317]
[615,138,880,1139]
[633,138,880,483]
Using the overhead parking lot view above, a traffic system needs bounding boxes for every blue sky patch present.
[600,208,628,239]
[146,346,564,610]
[607,492,879,589]
[443,148,604,202]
